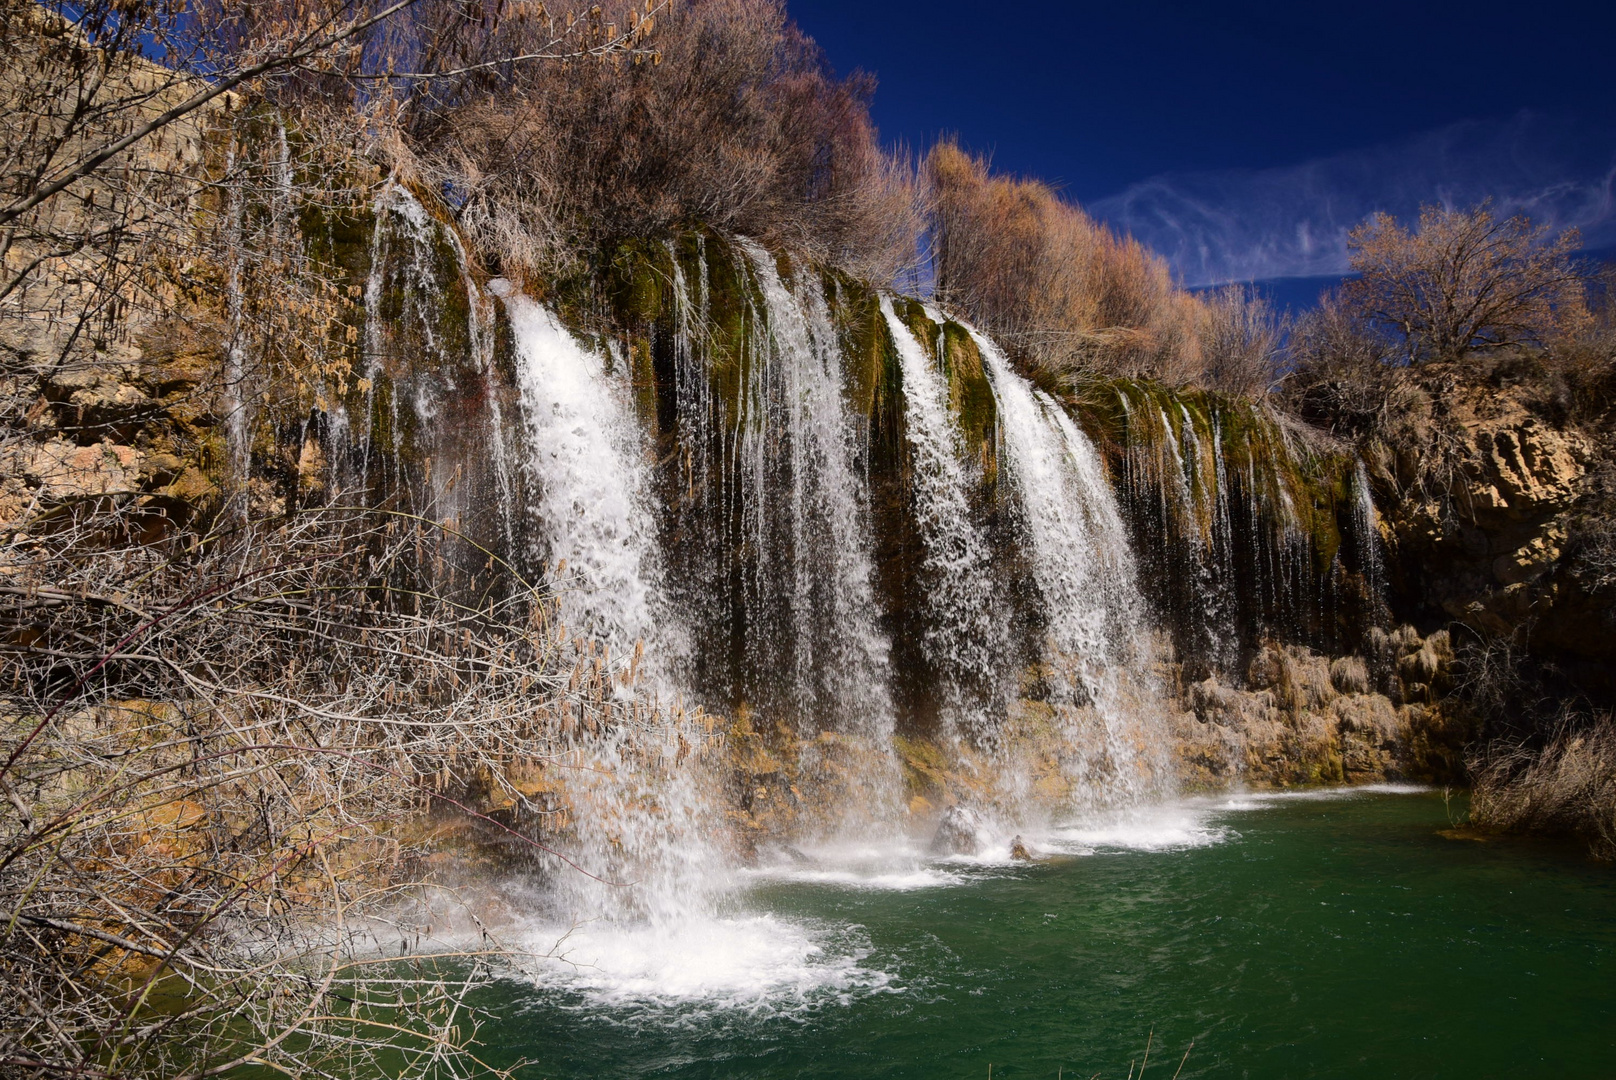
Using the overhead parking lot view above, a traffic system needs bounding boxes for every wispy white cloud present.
[1090,112,1616,286]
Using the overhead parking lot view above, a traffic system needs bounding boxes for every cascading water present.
[367,228,1422,1020]
[737,244,896,740]
[495,281,728,947]
[1169,403,1240,673]
[339,183,513,547]
[486,265,903,1008]
[968,327,1172,810]
[1353,459,1386,613]
[418,230,1403,1006]
[880,297,1003,737]
[501,284,682,670]
[692,243,906,831]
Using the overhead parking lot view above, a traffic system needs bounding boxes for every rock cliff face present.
[0,14,241,524]
[1362,363,1615,699]
[1173,627,1467,787]
[0,321,235,524]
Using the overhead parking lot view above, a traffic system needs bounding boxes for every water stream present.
[880,298,1002,738]
[502,283,675,665]
[734,243,897,756]
[970,326,1171,810]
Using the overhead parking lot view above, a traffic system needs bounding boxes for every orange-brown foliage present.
[925,141,1278,392]
[1344,202,1585,364]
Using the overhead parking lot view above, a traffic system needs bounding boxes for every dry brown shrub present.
[925,141,1209,385]
[1195,283,1287,397]
[1469,714,1616,859]
[1544,261,1616,420]
[402,0,923,283]
[1282,288,1417,440]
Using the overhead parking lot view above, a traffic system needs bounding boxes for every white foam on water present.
[746,836,974,891]
[507,913,894,1016]
[748,864,971,891]
[1208,783,1431,807]
[1045,804,1232,853]
[1032,785,1433,855]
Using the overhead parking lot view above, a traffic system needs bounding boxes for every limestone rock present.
[930,804,987,856]
[1172,640,1461,787]
[6,437,143,504]
[1285,648,1338,711]
[1333,693,1400,779]
[1492,526,1565,586]
[1464,419,1585,523]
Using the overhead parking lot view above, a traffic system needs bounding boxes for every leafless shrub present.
[0,498,711,1077]
[1545,261,1616,421]
[925,140,1201,384]
[1280,289,1416,441]
[405,0,924,284]
[1469,713,1616,859]
[1570,513,1616,594]
[1195,284,1287,397]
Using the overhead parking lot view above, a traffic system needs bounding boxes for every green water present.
[479,789,1615,1078]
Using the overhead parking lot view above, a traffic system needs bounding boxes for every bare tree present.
[1196,283,1286,397]
[1343,201,1585,365]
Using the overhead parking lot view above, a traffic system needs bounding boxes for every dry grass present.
[1468,715,1616,859]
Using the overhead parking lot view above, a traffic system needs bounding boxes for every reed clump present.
[1468,715,1616,859]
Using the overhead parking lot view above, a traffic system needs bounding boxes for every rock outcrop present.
[1366,364,1614,694]
[1173,628,1468,787]
[930,804,989,856]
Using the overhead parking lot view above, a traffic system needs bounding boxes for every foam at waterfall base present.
[1210,783,1431,812]
[1044,804,1234,854]
[1041,786,1433,853]
[504,912,895,1018]
[746,839,989,890]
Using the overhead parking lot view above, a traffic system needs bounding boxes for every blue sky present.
[789,0,1616,292]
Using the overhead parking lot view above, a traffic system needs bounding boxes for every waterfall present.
[735,246,896,730]
[1170,404,1238,674]
[1353,459,1386,614]
[661,239,729,699]
[880,297,1003,737]
[342,184,516,544]
[969,327,1170,807]
[499,283,681,671]
[496,281,724,932]
[730,243,902,826]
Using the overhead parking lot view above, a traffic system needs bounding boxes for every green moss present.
[823,271,892,424]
